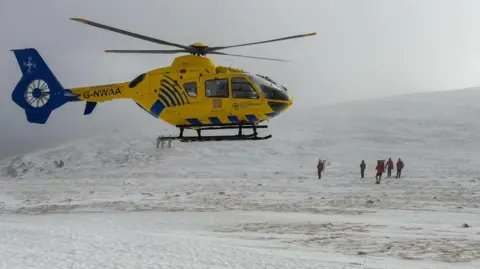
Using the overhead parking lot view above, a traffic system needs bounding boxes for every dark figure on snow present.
[396,158,404,178]
[317,159,324,179]
[385,158,394,178]
[360,160,366,178]
[375,160,384,184]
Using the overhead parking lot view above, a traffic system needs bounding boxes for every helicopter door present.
[183,81,198,101]
[230,77,263,109]
[231,77,261,100]
[178,69,201,104]
[200,76,231,115]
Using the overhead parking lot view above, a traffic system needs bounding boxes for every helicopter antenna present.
[70,18,316,62]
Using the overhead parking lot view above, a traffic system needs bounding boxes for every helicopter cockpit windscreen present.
[249,74,290,101]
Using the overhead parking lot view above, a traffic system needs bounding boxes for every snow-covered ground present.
[1,89,480,268]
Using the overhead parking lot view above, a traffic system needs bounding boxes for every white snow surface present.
[1,89,480,268]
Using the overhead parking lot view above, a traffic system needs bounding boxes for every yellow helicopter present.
[11,18,316,142]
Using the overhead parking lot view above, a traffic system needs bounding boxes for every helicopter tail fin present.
[11,48,81,124]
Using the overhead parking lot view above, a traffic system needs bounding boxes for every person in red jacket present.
[396,158,404,178]
[317,159,324,179]
[385,158,394,178]
[375,160,384,184]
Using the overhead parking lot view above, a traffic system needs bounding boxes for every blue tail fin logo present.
[23,57,37,74]
[11,48,80,124]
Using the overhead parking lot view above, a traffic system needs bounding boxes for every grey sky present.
[1,0,480,158]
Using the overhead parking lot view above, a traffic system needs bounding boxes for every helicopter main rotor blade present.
[104,49,189,54]
[209,52,290,62]
[207,32,317,52]
[70,18,191,51]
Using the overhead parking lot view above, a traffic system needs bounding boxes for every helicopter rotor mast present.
[70,18,316,62]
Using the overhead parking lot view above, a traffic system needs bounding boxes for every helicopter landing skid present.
[173,134,272,142]
[158,122,272,143]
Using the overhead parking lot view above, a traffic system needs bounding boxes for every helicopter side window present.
[183,82,197,97]
[231,77,259,99]
[205,78,229,98]
[129,73,146,88]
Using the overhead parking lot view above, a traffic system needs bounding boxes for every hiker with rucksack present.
[385,158,394,178]
[396,158,404,178]
[375,160,384,184]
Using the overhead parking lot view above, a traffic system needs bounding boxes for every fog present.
[1,0,480,158]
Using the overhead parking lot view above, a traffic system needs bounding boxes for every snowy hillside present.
[1,88,480,268]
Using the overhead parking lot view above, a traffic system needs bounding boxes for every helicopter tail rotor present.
[10,48,81,124]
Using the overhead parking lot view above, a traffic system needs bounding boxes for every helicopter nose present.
[266,101,291,118]
[283,91,293,108]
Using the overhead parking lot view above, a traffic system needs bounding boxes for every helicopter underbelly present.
[135,93,291,126]
[161,105,271,126]
[167,102,287,125]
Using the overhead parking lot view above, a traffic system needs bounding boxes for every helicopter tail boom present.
[68,82,135,117]
[69,82,132,103]
[11,48,81,124]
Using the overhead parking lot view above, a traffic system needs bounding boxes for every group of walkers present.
[361,158,405,184]
[316,158,405,184]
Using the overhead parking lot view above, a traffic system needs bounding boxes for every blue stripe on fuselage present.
[150,100,165,117]
[228,115,240,123]
[209,117,222,124]
[160,89,177,106]
[246,114,259,122]
[186,118,202,125]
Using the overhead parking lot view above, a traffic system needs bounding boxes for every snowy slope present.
[1,88,480,268]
